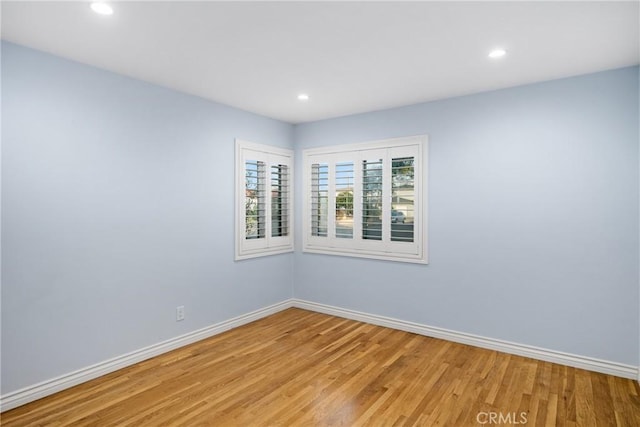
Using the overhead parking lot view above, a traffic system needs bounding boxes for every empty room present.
[1,1,639,426]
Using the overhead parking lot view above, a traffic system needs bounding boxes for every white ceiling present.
[2,1,639,124]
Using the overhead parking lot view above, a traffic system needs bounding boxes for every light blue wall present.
[2,40,639,397]
[1,42,294,394]
[293,66,640,366]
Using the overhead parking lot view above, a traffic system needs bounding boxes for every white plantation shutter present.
[303,136,428,264]
[310,163,329,237]
[270,163,290,238]
[335,161,354,240]
[245,159,266,240]
[235,140,293,260]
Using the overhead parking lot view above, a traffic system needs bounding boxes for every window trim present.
[302,135,428,264]
[235,139,294,260]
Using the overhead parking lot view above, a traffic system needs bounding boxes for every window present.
[235,139,293,260]
[303,135,427,264]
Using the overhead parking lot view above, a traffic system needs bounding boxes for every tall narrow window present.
[362,158,383,240]
[245,160,265,239]
[391,157,414,243]
[311,163,329,237]
[303,135,427,264]
[271,164,289,237]
[236,140,293,260]
[335,162,354,239]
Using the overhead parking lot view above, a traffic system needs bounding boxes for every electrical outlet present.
[176,305,185,321]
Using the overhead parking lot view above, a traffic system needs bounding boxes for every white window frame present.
[235,139,294,260]
[303,135,428,264]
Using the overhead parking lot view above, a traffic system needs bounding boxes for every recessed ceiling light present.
[90,2,113,16]
[488,49,507,59]
[297,94,310,101]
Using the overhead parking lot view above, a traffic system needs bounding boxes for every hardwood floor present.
[2,308,639,426]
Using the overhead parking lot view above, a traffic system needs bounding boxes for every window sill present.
[302,246,427,264]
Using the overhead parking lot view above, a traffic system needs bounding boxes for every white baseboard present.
[0,299,294,412]
[3,298,637,412]
[292,299,639,380]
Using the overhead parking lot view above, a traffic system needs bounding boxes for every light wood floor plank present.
[2,308,639,426]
